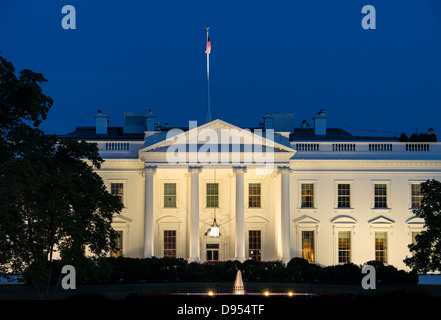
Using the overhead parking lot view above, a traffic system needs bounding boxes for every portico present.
[138,119,296,262]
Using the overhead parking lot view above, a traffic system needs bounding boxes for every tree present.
[404,179,441,273]
[0,56,122,297]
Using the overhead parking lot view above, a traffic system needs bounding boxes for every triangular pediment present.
[293,215,320,224]
[139,119,296,164]
[368,216,395,225]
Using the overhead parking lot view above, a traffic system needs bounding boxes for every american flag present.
[205,36,211,54]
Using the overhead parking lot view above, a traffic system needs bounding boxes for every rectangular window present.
[111,183,124,205]
[374,184,388,208]
[301,183,314,208]
[249,230,261,261]
[411,231,421,256]
[164,230,176,258]
[206,243,219,261]
[375,232,388,263]
[338,231,351,264]
[248,183,261,208]
[411,183,423,209]
[206,183,219,208]
[111,231,123,258]
[337,184,351,208]
[302,231,315,263]
[164,183,177,208]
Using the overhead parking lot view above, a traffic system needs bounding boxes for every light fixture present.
[205,169,220,238]
[209,218,220,237]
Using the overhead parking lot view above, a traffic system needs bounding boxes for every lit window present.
[374,184,388,208]
[302,231,315,263]
[164,230,176,258]
[338,231,351,263]
[111,231,123,258]
[375,232,388,263]
[111,183,124,205]
[207,183,219,208]
[249,183,261,208]
[411,183,423,209]
[411,231,422,256]
[164,183,177,208]
[301,184,314,208]
[249,230,261,261]
[337,184,351,208]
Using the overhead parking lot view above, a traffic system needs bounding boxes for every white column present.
[189,166,202,262]
[143,166,156,258]
[233,166,247,262]
[279,166,292,263]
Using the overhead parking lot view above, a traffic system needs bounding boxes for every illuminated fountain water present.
[233,270,245,295]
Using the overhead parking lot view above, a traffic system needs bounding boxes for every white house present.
[60,109,441,270]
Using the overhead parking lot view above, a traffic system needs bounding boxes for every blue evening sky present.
[1,0,440,137]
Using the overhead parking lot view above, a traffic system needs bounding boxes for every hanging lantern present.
[209,219,220,238]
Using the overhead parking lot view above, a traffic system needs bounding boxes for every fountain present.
[233,270,245,295]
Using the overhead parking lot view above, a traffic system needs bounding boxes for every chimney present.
[94,110,109,135]
[263,112,273,130]
[146,109,157,131]
[313,109,327,136]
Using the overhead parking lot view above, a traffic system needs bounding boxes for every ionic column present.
[143,166,157,258]
[279,166,292,263]
[189,166,202,262]
[233,166,247,262]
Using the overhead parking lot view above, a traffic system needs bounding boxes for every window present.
[301,183,314,208]
[411,231,422,256]
[206,243,219,261]
[411,183,423,209]
[375,232,388,263]
[206,183,219,208]
[111,183,124,205]
[111,231,123,258]
[302,231,315,263]
[164,183,177,208]
[337,184,351,208]
[249,230,261,261]
[164,230,176,258]
[338,231,351,263]
[374,184,388,208]
[249,183,261,208]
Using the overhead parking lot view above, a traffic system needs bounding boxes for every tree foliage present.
[404,179,441,273]
[0,56,122,295]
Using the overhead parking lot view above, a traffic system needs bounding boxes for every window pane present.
[249,230,261,261]
[207,183,219,208]
[338,231,351,263]
[249,183,261,208]
[301,184,314,208]
[206,243,219,261]
[337,184,351,208]
[111,231,123,258]
[375,232,388,263]
[164,183,177,207]
[111,183,124,205]
[411,183,422,209]
[374,184,388,208]
[164,230,176,258]
[302,231,315,263]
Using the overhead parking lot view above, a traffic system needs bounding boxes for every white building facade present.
[61,110,441,270]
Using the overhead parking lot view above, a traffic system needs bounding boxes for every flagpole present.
[206,27,212,123]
